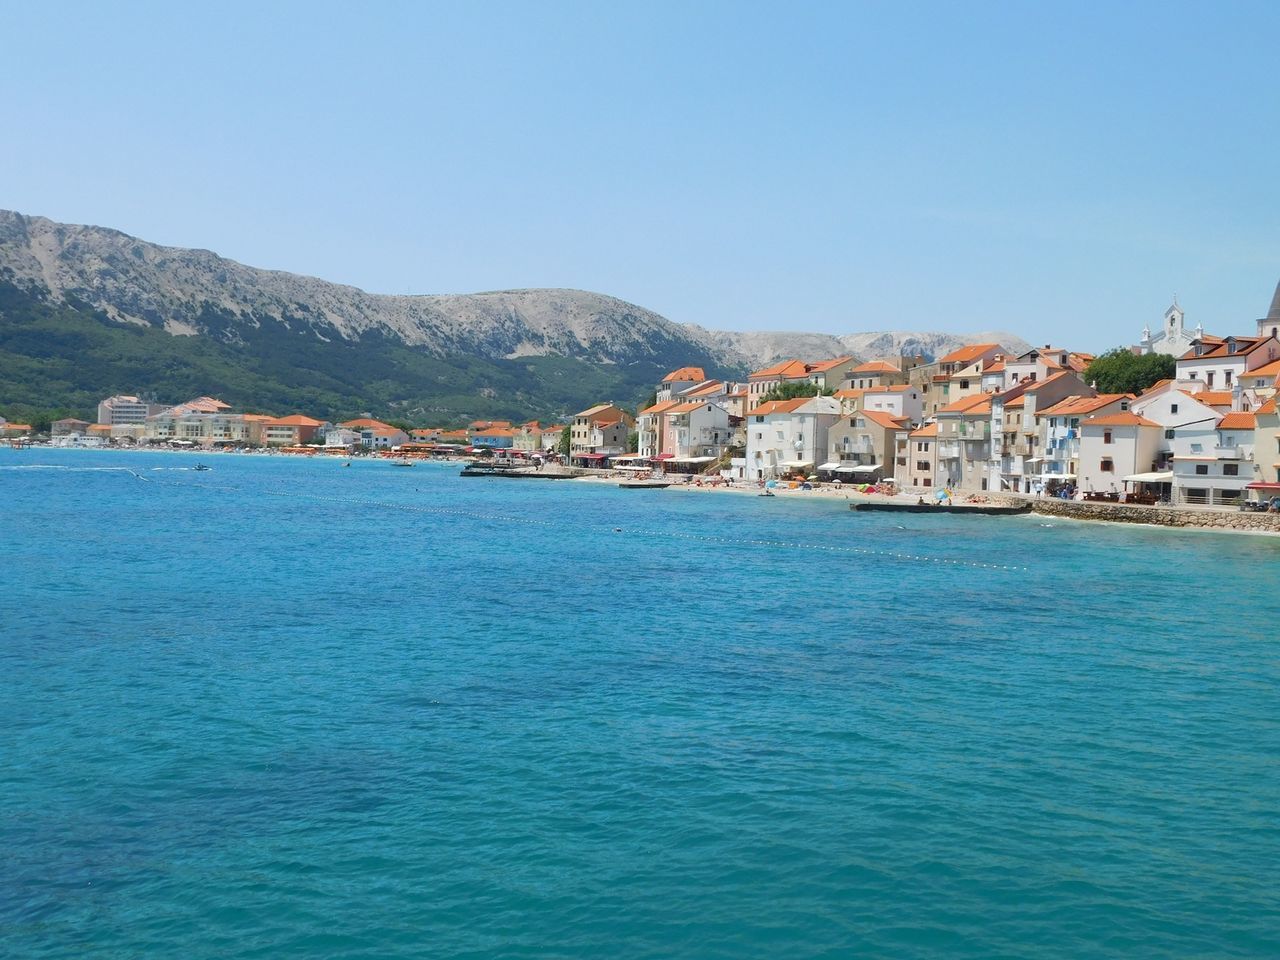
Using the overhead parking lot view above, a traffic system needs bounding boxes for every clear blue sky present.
[3,1,1279,349]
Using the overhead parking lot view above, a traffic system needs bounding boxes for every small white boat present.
[390,458,414,467]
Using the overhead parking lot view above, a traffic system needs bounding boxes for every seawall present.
[1026,498,1280,534]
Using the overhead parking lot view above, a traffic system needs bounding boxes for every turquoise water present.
[3,448,1279,959]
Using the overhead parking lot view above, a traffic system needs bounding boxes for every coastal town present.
[6,288,1280,516]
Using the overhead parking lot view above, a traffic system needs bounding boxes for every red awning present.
[1246,482,1280,490]
[578,453,605,460]
[652,453,674,460]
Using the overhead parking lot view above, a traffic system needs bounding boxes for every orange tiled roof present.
[833,388,867,400]
[1040,394,1132,416]
[1085,412,1160,428]
[910,422,938,438]
[850,360,899,374]
[862,409,909,429]
[665,401,709,414]
[937,394,991,414]
[939,343,1002,365]
[1256,397,1277,415]
[266,414,326,427]
[748,397,816,416]
[640,399,682,416]
[662,366,706,383]
[682,380,725,398]
[1218,412,1256,430]
[1247,357,1280,379]
[806,356,855,373]
[749,359,808,380]
[1190,390,1234,407]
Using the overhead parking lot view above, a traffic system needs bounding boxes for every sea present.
[2,448,1278,959]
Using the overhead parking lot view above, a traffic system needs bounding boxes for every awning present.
[1024,457,1044,463]
[780,460,814,468]
[850,464,881,473]
[577,453,605,460]
[671,455,716,463]
[651,453,674,461]
[1123,471,1173,483]
[1042,473,1076,481]
[836,466,859,473]
[1246,481,1280,490]
[817,462,842,470]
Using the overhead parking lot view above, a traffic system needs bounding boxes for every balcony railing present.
[937,442,960,458]
[1214,445,1242,459]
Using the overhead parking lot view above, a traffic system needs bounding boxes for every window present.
[1165,429,1175,440]
[1207,372,1215,387]
[916,460,931,471]
[1101,459,1114,472]
[1225,370,1233,384]
[1171,403,1178,414]
[1104,431,1113,444]
[754,415,763,423]
[1224,463,1239,476]
[960,379,970,389]
[1195,464,1208,475]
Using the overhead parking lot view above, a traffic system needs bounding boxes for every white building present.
[1170,411,1257,507]
[97,395,166,425]
[1176,334,1279,398]
[744,395,840,480]
[1139,300,1203,357]
[1077,412,1162,497]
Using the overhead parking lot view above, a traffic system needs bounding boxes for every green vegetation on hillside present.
[0,276,737,426]
[1083,348,1176,395]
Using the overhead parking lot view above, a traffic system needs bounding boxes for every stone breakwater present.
[1023,498,1280,534]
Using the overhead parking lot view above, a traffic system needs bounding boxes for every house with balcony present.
[746,357,857,404]
[637,399,680,458]
[571,404,634,461]
[934,393,993,491]
[823,409,908,483]
[663,400,733,471]
[1176,334,1280,404]
[989,371,1094,492]
[1170,411,1257,507]
[745,396,840,480]
[1035,394,1134,491]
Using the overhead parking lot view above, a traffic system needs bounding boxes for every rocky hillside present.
[0,209,1032,423]
[0,210,1029,367]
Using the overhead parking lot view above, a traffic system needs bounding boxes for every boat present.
[850,501,1031,515]
[390,458,414,467]
[618,479,671,489]
[193,463,211,472]
[758,491,776,497]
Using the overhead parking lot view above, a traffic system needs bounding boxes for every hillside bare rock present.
[0,209,1029,369]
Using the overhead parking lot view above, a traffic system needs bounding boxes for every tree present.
[1084,348,1176,394]
[760,381,834,403]
[558,425,571,456]
[627,429,639,453]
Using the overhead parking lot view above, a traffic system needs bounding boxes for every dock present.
[850,501,1032,516]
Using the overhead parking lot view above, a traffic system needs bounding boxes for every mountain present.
[0,210,1030,423]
